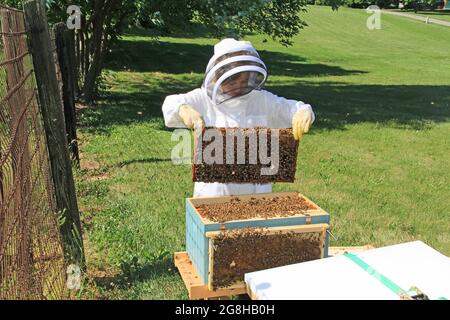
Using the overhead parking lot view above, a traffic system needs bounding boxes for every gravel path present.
[382,10,450,27]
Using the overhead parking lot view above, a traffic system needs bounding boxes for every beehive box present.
[186,192,330,290]
[193,128,298,183]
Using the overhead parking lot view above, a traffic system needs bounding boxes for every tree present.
[43,0,137,103]
[189,0,309,46]
[392,0,437,11]
[1,0,132,102]
[2,0,24,8]
[76,0,319,102]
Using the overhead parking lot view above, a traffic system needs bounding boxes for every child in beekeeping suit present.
[162,38,315,197]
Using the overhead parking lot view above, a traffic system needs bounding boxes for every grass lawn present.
[75,5,450,299]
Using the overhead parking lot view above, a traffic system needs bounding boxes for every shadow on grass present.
[77,76,199,135]
[92,255,179,292]
[122,24,222,40]
[268,81,450,131]
[117,158,173,167]
[80,80,450,135]
[106,39,366,79]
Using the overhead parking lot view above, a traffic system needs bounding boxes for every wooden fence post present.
[53,22,80,166]
[67,29,79,99]
[23,0,85,269]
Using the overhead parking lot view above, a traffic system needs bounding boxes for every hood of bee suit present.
[202,38,267,105]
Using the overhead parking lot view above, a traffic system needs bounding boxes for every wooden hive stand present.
[328,245,374,257]
[174,252,247,300]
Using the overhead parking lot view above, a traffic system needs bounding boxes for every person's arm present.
[162,89,205,128]
[261,90,315,130]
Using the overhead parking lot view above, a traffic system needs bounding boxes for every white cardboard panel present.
[244,241,450,300]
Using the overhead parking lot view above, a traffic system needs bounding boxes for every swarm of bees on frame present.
[193,128,299,183]
[196,195,317,223]
[210,227,323,289]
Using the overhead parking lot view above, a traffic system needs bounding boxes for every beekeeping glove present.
[292,108,314,140]
[178,104,205,130]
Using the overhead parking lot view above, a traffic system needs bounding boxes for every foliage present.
[189,0,310,46]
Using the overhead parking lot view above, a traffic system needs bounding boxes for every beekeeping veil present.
[202,38,267,105]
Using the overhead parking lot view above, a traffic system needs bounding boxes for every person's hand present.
[292,108,314,140]
[178,104,205,130]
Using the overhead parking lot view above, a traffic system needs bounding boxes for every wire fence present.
[0,4,67,299]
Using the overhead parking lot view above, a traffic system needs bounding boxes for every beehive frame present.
[192,127,299,183]
[207,224,329,290]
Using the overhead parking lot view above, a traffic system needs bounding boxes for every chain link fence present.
[0,4,67,299]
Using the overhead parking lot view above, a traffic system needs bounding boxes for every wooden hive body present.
[185,192,330,288]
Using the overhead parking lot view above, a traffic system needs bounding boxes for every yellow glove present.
[292,108,314,140]
[178,104,205,130]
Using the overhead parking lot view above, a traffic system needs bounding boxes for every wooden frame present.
[192,127,299,183]
[185,191,331,287]
[206,223,328,238]
[174,251,246,300]
[189,191,327,225]
[328,245,375,256]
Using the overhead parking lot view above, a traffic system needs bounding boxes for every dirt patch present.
[196,195,317,223]
[86,173,110,182]
[80,158,101,171]
[193,128,298,183]
[78,237,123,299]
[211,227,323,289]
[79,156,110,181]
[76,266,122,300]
[79,204,104,228]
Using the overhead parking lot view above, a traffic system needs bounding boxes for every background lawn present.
[74,6,450,299]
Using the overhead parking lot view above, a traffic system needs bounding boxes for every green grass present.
[75,6,450,299]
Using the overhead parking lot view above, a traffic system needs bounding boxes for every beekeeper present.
[162,38,315,197]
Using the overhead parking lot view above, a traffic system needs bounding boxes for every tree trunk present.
[81,0,107,103]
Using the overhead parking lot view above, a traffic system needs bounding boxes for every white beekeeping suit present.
[162,38,315,197]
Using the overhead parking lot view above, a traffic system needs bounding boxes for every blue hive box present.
[185,192,330,288]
